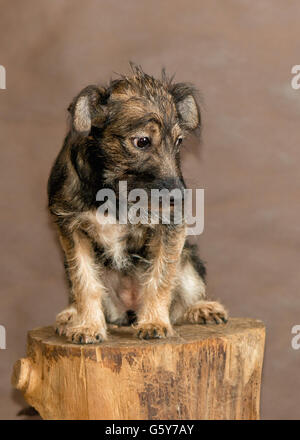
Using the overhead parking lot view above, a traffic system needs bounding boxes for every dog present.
[48,65,228,343]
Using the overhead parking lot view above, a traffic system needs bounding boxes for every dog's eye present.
[175,137,183,147]
[133,136,151,149]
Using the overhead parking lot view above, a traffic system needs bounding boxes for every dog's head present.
[68,65,201,202]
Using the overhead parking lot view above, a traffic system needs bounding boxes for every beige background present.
[0,0,300,419]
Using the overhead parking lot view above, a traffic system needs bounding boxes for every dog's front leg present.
[136,225,186,339]
[56,230,107,344]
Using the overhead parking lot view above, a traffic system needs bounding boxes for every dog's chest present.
[98,222,129,269]
[82,211,147,270]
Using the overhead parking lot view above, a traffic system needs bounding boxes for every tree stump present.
[11,318,265,420]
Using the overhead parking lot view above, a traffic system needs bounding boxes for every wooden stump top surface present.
[28,318,265,353]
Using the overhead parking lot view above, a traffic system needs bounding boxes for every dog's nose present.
[156,177,185,192]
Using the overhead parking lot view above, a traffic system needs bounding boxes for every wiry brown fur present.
[48,65,228,343]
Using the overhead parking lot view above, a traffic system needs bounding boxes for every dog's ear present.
[68,85,108,135]
[169,83,201,131]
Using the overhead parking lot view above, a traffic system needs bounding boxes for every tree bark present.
[11,318,265,420]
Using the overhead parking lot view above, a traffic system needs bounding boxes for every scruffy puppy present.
[48,66,228,343]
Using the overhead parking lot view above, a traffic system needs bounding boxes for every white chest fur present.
[81,211,130,270]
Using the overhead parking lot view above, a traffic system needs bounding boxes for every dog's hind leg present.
[170,244,228,325]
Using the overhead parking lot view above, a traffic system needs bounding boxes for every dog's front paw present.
[65,324,107,344]
[136,323,173,340]
[184,301,228,325]
[55,306,77,336]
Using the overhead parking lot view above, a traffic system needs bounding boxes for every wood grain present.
[11,318,265,420]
